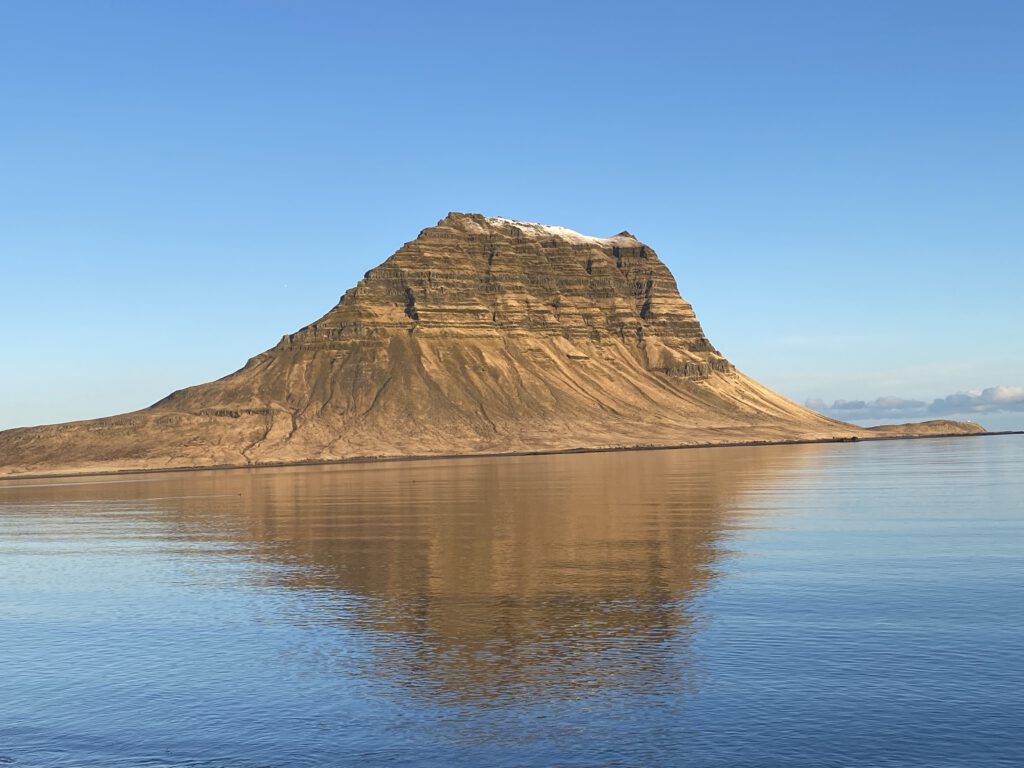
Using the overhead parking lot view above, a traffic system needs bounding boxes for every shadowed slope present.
[1,213,924,477]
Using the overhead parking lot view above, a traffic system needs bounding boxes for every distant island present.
[0,213,983,478]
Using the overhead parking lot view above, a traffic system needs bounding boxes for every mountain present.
[0,213,983,477]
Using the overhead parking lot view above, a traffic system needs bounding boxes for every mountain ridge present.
[0,213,983,477]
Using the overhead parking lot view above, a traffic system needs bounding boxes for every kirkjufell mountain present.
[0,213,982,477]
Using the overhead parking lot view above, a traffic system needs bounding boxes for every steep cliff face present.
[1,213,870,476]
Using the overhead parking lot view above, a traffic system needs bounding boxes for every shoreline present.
[1,430,1021,484]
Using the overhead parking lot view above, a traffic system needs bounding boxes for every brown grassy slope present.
[867,420,985,436]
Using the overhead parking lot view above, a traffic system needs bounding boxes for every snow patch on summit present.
[484,216,637,245]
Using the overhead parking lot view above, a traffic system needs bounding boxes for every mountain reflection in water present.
[5,446,813,706]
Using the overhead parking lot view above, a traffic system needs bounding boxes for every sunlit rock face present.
[1,213,870,477]
[281,213,728,375]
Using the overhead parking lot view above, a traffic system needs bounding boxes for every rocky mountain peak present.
[280,213,729,381]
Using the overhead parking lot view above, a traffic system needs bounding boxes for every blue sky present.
[2,0,1022,431]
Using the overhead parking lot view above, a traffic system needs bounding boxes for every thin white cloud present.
[806,386,1024,420]
[928,386,1024,415]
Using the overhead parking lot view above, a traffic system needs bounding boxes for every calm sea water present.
[1,436,1022,767]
